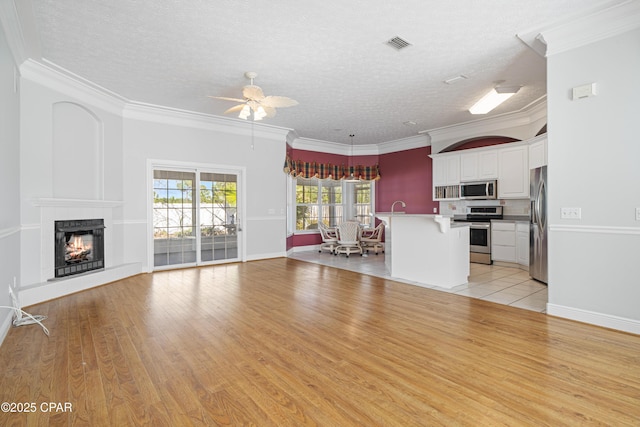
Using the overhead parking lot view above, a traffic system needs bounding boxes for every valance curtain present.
[283,157,380,181]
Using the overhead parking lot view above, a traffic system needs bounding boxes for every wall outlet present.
[636,207,640,221]
[561,207,581,219]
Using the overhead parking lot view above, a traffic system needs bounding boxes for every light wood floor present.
[1,258,639,426]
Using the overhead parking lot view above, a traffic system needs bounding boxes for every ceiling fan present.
[210,71,298,121]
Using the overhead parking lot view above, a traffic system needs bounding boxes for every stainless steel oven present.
[454,206,502,264]
[469,222,491,264]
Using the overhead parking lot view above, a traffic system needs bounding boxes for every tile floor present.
[289,250,548,312]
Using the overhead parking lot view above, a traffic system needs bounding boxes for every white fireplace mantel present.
[31,198,123,208]
[18,196,141,306]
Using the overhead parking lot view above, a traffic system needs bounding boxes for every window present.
[354,181,373,227]
[294,177,373,231]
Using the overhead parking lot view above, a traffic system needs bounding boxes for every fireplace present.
[54,219,105,278]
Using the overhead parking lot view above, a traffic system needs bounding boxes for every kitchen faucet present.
[391,200,406,214]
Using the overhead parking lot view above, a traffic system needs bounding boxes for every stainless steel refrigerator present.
[530,166,548,283]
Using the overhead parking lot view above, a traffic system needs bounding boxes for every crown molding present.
[20,59,127,115]
[425,97,547,153]
[376,134,430,155]
[19,59,291,141]
[291,133,429,156]
[291,137,357,155]
[518,0,640,57]
[124,102,291,141]
[0,0,26,65]
[0,0,42,66]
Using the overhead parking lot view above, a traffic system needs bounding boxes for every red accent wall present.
[444,136,519,152]
[377,146,436,214]
[286,136,530,250]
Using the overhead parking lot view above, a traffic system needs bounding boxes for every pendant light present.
[345,134,359,182]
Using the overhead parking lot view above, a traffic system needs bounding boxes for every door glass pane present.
[200,173,238,261]
[153,170,197,267]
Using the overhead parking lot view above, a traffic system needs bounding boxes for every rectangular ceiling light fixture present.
[469,86,521,114]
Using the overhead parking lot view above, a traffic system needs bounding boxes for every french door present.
[151,165,242,269]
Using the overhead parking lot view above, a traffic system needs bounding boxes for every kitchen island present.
[376,214,469,289]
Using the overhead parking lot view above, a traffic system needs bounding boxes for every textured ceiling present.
[23,0,619,145]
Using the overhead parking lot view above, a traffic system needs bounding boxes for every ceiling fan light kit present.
[469,86,521,115]
[211,71,298,121]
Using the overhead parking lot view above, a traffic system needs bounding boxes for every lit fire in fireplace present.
[65,234,93,263]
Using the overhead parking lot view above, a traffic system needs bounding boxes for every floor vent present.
[386,36,412,50]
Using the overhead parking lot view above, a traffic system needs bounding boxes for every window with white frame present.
[353,181,373,227]
[293,177,374,231]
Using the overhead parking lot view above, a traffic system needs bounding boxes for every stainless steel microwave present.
[460,180,497,200]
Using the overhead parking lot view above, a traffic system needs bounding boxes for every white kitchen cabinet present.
[460,149,498,181]
[431,153,461,200]
[432,153,460,186]
[498,145,529,199]
[528,136,547,169]
[491,221,516,263]
[516,221,529,266]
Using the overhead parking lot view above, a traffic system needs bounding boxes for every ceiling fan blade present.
[242,85,265,101]
[262,105,277,118]
[209,96,247,103]
[223,104,247,115]
[261,96,299,108]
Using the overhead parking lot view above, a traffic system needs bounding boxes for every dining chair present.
[360,222,384,255]
[334,221,363,257]
[318,223,338,254]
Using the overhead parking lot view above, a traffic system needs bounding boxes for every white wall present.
[546,27,640,332]
[122,109,289,270]
[13,67,290,306]
[0,25,21,341]
[18,71,128,293]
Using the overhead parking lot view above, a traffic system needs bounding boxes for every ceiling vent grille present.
[386,36,412,50]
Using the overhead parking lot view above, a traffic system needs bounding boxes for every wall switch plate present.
[636,207,640,221]
[561,207,582,219]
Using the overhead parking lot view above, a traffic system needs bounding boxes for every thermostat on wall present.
[572,83,597,100]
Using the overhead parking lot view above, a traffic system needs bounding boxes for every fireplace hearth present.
[54,219,105,278]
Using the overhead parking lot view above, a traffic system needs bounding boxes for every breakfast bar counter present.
[375,214,469,289]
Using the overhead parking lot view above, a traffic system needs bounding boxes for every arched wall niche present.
[441,135,520,153]
[51,102,104,200]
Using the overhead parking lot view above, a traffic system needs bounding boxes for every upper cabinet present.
[460,149,498,181]
[528,135,547,169]
[432,153,460,186]
[431,137,543,201]
[431,153,461,200]
[498,145,529,199]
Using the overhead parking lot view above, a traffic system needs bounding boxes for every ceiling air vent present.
[386,36,412,50]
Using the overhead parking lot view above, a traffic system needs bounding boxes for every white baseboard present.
[0,311,14,347]
[290,244,320,253]
[246,252,287,261]
[547,303,640,335]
